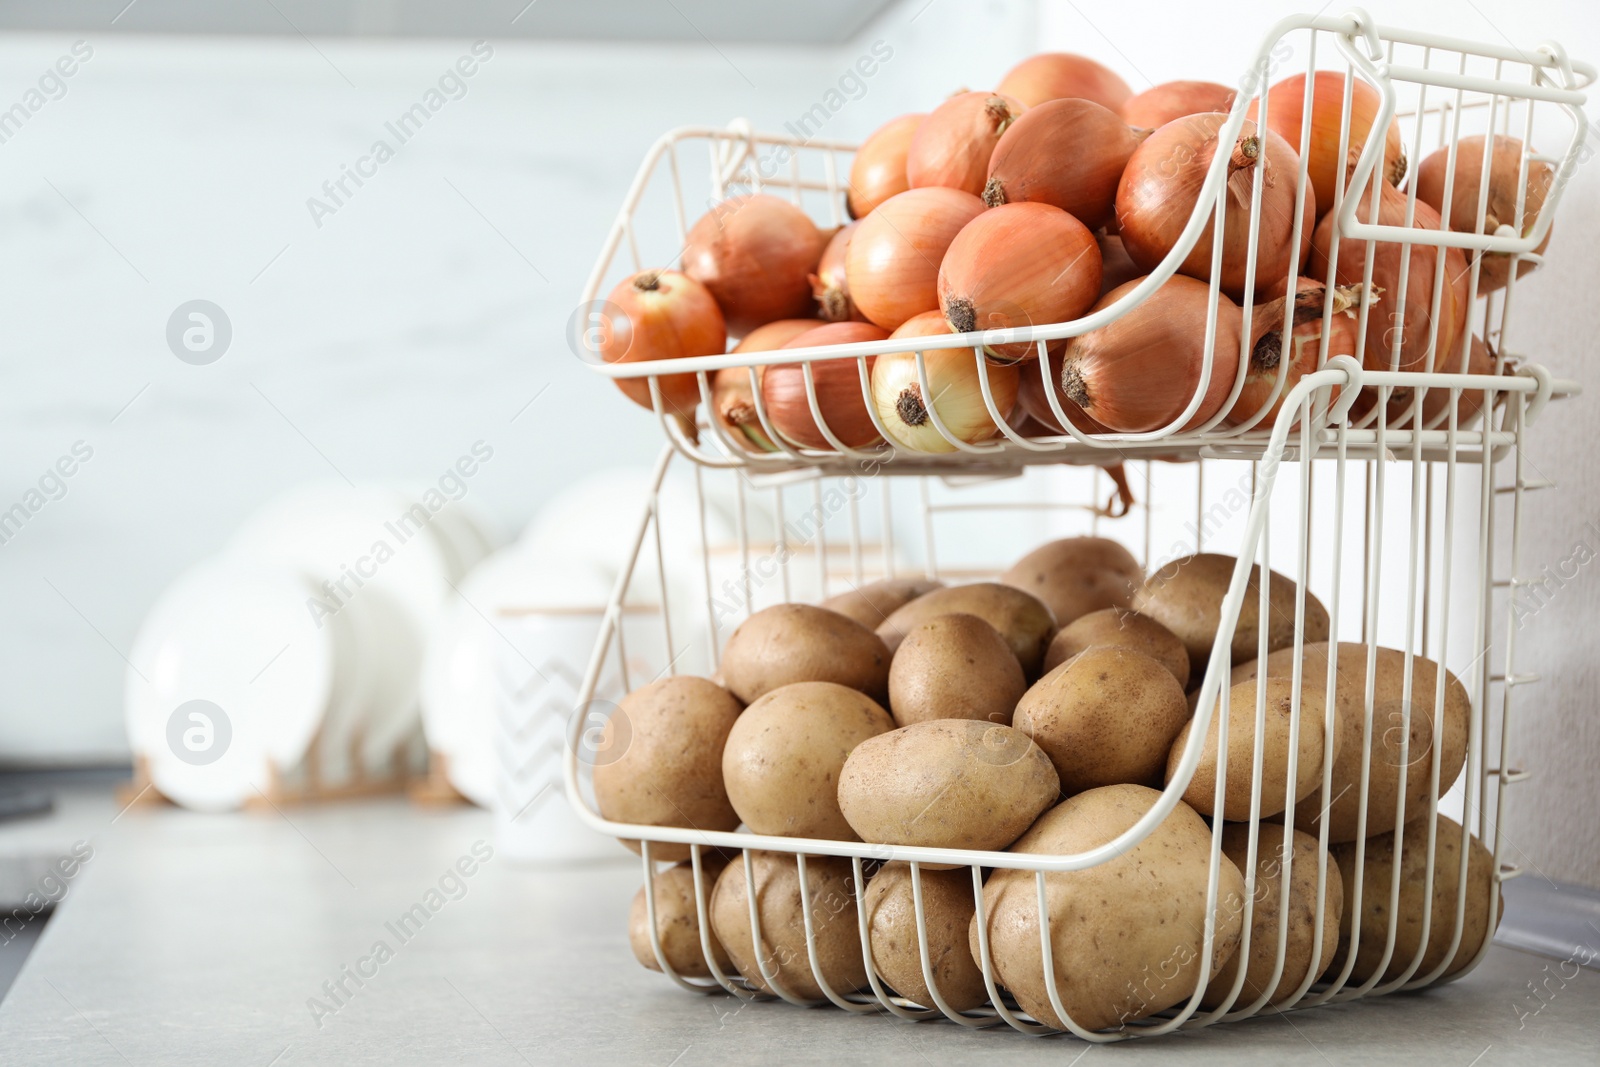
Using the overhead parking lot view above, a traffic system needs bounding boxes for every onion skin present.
[1388,334,1497,429]
[713,319,825,451]
[1116,113,1313,300]
[1123,80,1236,130]
[1059,275,1243,433]
[1227,279,1363,428]
[761,322,889,450]
[1414,135,1553,294]
[983,98,1141,230]
[848,113,925,219]
[809,222,868,323]
[600,270,726,420]
[1248,72,1406,217]
[938,202,1102,363]
[1096,233,1142,296]
[906,91,1025,197]
[1018,347,1114,434]
[871,311,1019,453]
[997,53,1132,112]
[683,194,827,335]
[846,187,986,331]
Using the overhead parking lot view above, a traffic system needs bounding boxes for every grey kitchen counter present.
[1,779,1596,1066]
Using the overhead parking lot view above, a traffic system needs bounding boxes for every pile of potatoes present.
[596,537,1502,1029]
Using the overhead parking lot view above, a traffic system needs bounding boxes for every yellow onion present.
[711,319,823,452]
[1247,71,1406,217]
[761,321,888,450]
[600,269,726,420]
[683,194,827,335]
[848,113,924,218]
[1096,233,1142,297]
[906,91,1025,197]
[1018,347,1113,434]
[982,98,1141,230]
[997,53,1132,112]
[846,187,986,330]
[1413,135,1553,294]
[1388,334,1499,429]
[809,222,867,323]
[1123,80,1236,130]
[1226,279,1364,427]
[871,311,1019,452]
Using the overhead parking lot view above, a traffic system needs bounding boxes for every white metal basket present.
[563,9,1590,1040]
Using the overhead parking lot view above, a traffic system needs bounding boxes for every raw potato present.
[1043,606,1189,684]
[972,784,1246,1031]
[1233,643,1469,842]
[720,603,891,704]
[1012,646,1189,793]
[1166,678,1328,820]
[837,720,1059,855]
[630,857,732,978]
[888,613,1026,726]
[710,851,868,1000]
[1134,553,1330,683]
[1202,824,1342,1008]
[865,863,987,1010]
[999,536,1144,629]
[821,576,945,629]
[878,582,1057,676]
[1330,813,1501,982]
[593,676,743,861]
[722,681,894,840]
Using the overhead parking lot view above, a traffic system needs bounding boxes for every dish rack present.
[563,10,1591,1040]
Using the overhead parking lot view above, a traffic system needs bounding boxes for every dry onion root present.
[1413,134,1554,295]
[870,311,1020,453]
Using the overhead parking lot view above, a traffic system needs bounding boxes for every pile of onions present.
[682,194,827,335]
[906,91,1025,197]
[846,186,986,330]
[1096,233,1142,296]
[937,202,1102,362]
[711,319,820,451]
[600,269,726,420]
[1414,134,1554,294]
[809,222,867,323]
[997,53,1132,112]
[848,113,924,218]
[982,98,1142,229]
[1122,80,1236,130]
[1116,113,1313,300]
[1226,279,1365,427]
[760,322,888,450]
[1059,275,1243,433]
[1018,347,1114,434]
[1247,71,1406,217]
[870,311,1020,452]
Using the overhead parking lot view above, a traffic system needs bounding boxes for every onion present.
[1059,275,1243,433]
[1226,279,1364,427]
[871,311,1019,452]
[600,269,726,420]
[938,202,1102,363]
[1018,347,1113,434]
[1247,71,1406,217]
[848,113,925,219]
[1388,334,1497,429]
[982,98,1141,229]
[1414,134,1553,294]
[712,319,824,451]
[1116,113,1313,300]
[809,222,867,323]
[997,53,1132,112]
[761,322,889,449]
[846,187,986,330]
[1122,80,1236,130]
[683,194,827,335]
[1096,233,1142,296]
[906,91,1025,197]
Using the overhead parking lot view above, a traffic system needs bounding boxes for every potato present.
[629,857,732,978]
[1201,824,1342,1008]
[593,675,743,861]
[720,603,890,704]
[837,720,1059,856]
[1166,678,1328,820]
[972,785,1245,1031]
[1042,606,1189,685]
[1330,813,1501,982]
[1012,646,1189,793]
[877,582,1056,677]
[821,576,944,629]
[999,536,1143,629]
[888,613,1026,727]
[865,863,987,1011]
[710,851,867,1000]
[1234,643,1469,842]
[722,681,893,840]
[1134,553,1330,683]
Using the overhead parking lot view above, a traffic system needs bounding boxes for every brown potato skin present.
[865,863,987,1010]
[888,613,1026,727]
[1043,606,1189,685]
[1012,646,1190,793]
[878,582,1057,677]
[1202,824,1342,1008]
[593,675,744,862]
[629,857,732,978]
[821,576,945,629]
[1330,813,1501,983]
[710,851,868,1000]
[721,603,891,705]
[722,681,893,840]
[971,784,1246,1031]
[1167,677,1328,820]
[999,536,1143,629]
